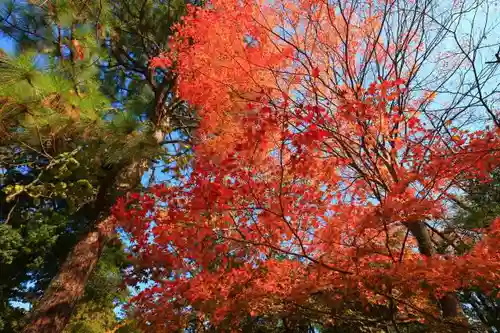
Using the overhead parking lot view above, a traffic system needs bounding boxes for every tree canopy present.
[1,0,500,332]
[113,0,500,332]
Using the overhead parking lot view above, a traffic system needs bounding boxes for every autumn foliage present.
[113,0,500,331]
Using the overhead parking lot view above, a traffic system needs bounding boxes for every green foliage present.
[0,45,113,331]
[456,169,500,230]
[0,224,23,264]
[452,170,500,332]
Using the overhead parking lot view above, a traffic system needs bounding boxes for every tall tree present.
[0,45,117,332]
[114,0,500,331]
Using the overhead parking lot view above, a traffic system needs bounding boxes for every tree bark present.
[22,161,147,333]
[405,222,468,332]
[22,227,106,333]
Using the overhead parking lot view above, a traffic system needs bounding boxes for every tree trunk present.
[405,222,468,332]
[22,160,147,333]
[22,226,106,333]
[22,165,119,333]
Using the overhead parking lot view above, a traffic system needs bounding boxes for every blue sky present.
[0,34,16,54]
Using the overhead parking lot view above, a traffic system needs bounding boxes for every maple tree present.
[113,0,500,331]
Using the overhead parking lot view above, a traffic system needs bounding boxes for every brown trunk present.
[405,222,468,332]
[22,160,148,333]
[22,168,116,333]
[22,227,105,333]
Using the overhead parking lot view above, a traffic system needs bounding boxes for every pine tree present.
[0,0,198,332]
[0,44,116,333]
